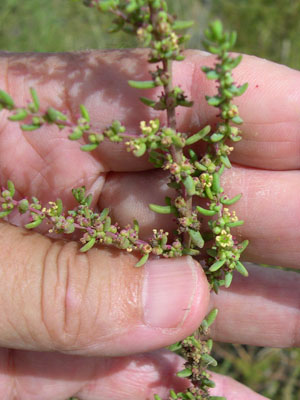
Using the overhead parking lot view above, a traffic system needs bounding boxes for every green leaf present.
[210,133,225,142]
[172,134,185,148]
[164,197,172,206]
[188,229,204,248]
[107,23,123,33]
[149,153,164,168]
[18,199,29,213]
[209,259,226,272]
[201,319,209,332]
[104,216,111,231]
[204,28,213,41]
[227,220,244,228]
[139,96,156,107]
[231,115,243,124]
[225,272,233,288]
[169,390,178,399]
[85,193,93,207]
[206,96,222,106]
[203,378,216,388]
[212,173,221,193]
[202,353,218,366]
[21,124,40,131]
[196,206,217,216]
[223,88,233,99]
[56,199,63,215]
[133,219,139,234]
[25,218,43,229]
[0,89,14,108]
[182,248,200,256]
[235,261,249,277]
[195,162,207,171]
[154,395,162,400]
[0,210,12,218]
[206,248,217,257]
[177,368,192,378]
[230,134,242,142]
[99,208,110,221]
[80,237,96,252]
[218,164,225,177]
[210,397,227,400]
[46,107,67,122]
[126,1,138,13]
[7,180,15,197]
[185,125,211,145]
[149,204,173,214]
[207,45,221,55]
[207,338,213,352]
[229,31,237,48]
[80,104,90,122]
[205,186,214,200]
[220,154,231,168]
[175,54,185,61]
[204,308,218,327]
[238,239,249,254]
[205,70,219,80]
[97,0,115,12]
[168,341,182,352]
[8,109,28,121]
[221,193,242,205]
[210,19,223,41]
[69,127,83,140]
[231,82,248,96]
[128,80,157,89]
[30,87,40,112]
[229,54,242,69]
[173,20,194,30]
[72,186,85,203]
[183,175,196,196]
[188,149,197,162]
[65,223,75,234]
[133,142,147,157]
[135,253,149,267]
[80,143,98,152]
[32,196,40,205]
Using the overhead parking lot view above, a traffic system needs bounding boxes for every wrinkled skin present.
[0,49,299,399]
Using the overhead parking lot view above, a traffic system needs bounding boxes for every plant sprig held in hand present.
[0,1,249,399]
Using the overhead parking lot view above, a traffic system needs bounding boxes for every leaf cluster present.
[0,3,250,400]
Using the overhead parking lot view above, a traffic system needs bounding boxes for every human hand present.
[0,50,298,399]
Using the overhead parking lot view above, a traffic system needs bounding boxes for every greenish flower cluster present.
[0,86,126,152]
[126,119,185,158]
[158,309,226,400]
[0,2,250,399]
[85,0,192,61]
[0,182,187,266]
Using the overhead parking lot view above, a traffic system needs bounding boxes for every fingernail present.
[142,256,198,329]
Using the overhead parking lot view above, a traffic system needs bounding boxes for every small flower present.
[216,230,234,248]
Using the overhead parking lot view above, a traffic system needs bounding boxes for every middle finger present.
[99,165,300,269]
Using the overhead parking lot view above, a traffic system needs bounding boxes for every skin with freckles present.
[0,49,299,399]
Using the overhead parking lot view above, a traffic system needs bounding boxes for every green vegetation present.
[1,0,300,69]
[213,343,300,399]
[0,1,299,399]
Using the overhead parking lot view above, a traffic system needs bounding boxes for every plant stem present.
[163,58,192,248]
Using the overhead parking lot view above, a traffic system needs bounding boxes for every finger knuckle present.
[41,240,93,351]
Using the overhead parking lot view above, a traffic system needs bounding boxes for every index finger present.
[68,49,300,171]
[3,50,300,173]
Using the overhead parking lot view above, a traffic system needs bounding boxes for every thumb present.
[0,221,210,356]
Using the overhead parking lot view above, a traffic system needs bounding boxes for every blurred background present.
[1,0,300,68]
[0,0,299,399]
